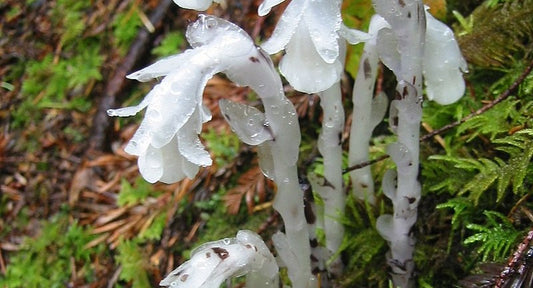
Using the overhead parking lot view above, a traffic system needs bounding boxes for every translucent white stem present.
[316,81,345,276]
[226,47,313,288]
[373,1,426,287]
[348,31,379,204]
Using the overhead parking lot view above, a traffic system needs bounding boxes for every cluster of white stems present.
[108,0,467,287]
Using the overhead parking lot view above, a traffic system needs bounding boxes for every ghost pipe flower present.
[107,53,214,184]
[258,0,369,93]
[160,230,279,288]
[371,1,467,287]
[348,14,390,205]
[109,14,313,287]
[259,1,369,280]
[218,42,316,288]
[371,0,426,287]
[108,14,263,184]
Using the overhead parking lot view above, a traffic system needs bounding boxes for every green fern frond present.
[463,211,521,261]
[436,197,474,229]
[457,98,521,141]
[430,130,533,204]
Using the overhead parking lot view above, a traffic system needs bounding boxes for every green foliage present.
[338,195,387,287]
[431,129,533,204]
[204,128,241,167]
[13,0,103,128]
[458,96,532,141]
[463,211,521,261]
[437,197,475,230]
[456,0,533,68]
[152,32,186,58]
[0,213,99,288]
[118,177,159,206]
[52,0,91,46]
[113,4,143,54]
[115,240,151,288]
[138,212,167,242]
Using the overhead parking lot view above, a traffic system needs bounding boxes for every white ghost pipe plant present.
[372,0,426,287]
[371,1,467,287]
[109,15,314,288]
[259,0,368,279]
[160,230,279,288]
[348,15,390,205]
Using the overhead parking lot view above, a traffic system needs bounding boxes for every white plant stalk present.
[315,80,346,277]
[110,15,313,287]
[370,3,467,287]
[372,0,426,287]
[348,15,390,204]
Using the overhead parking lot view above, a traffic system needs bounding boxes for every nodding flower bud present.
[107,15,274,184]
[258,0,369,93]
[160,230,278,288]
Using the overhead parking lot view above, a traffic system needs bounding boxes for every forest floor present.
[1,0,533,287]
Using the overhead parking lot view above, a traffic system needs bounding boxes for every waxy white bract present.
[259,0,369,93]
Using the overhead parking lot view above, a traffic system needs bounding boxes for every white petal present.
[173,0,212,11]
[148,64,216,149]
[124,119,152,156]
[303,0,342,63]
[126,50,194,82]
[260,0,305,54]
[138,144,164,184]
[338,24,371,45]
[107,89,156,117]
[158,136,188,184]
[258,0,285,16]
[181,157,200,179]
[177,110,212,167]
[423,11,467,105]
[219,99,273,146]
[279,24,342,93]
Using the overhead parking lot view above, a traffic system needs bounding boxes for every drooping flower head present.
[160,230,279,288]
[107,15,261,184]
[375,7,468,105]
[259,0,369,93]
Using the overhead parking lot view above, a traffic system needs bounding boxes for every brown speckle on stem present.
[212,247,230,260]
